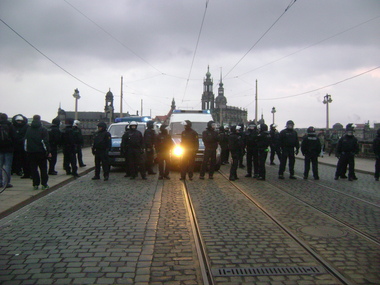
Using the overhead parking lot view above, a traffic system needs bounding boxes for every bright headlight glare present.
[173,146,184,157]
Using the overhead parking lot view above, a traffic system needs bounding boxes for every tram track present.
[215,170,355,285]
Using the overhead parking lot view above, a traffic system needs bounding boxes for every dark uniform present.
[144,121,156,174]
[244,123,259,177]
[328,131,340,156]
[92,122,112,181]
[180,120,199,180]
[11,114,30,178]
[155,125,174,179]
[269,124,281,165]
[121,122,146,180]
[48,118,61,175]
[218,126,229,164]
[61,119,79,177]
[301,126,322,180]
[200,121,219,179]
[256,124,271,180]
[335,124,359,181]
[238,123,246,168]
[228,125,242,181]
[278,120,299,179]
[73,120,86,167]
[24,115,50,189]
[373,129,380,181]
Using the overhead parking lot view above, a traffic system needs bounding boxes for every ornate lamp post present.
[323,94,332,130]
[73,88,80,120]
[271,107,276,125]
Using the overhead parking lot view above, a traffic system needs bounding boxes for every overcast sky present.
[1,0,379,128]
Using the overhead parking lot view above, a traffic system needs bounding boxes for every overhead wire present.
[181,0,210,103]
[0,18,105,94]
[63,0,164,75]
[234,15,380,78]
[224,0,297,79]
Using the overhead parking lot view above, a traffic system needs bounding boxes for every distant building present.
[201,66,247,126]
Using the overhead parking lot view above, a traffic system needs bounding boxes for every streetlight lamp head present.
[73,88,81,99]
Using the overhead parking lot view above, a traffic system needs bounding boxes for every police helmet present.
[345,123,356,132]
[270,124,277,129]
[259,124,268,132]
[147,121,154,129]
[73,120,80,127]
[181,120,192,127]
[129,121,138,126]
[307,126,316,134]
[286,120,295,126]
[207,120,216,129]
[97,122,107,129]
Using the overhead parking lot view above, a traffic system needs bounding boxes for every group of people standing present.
[0,113,86,190]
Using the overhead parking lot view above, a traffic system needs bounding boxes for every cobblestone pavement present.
[0,171,202,285]
[216,162,380,284]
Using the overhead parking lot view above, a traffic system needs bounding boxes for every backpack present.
[0,123,12,147]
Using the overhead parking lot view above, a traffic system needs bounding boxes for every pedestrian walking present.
[301,126,322,180]
[73,120,86,167]
[328,130,340,156]
[334,124,359,181]
[155,124,174,180]
[144,120,156,175]
[121,121,146,180]
[0,113,16,188]
[269,124,281,165]
[92,122,112,181]
[24,115,51,190]
[48,117,61,175]
[256,124,271,180]
[228,125,242,181]
[244,122,259,178]
[61,118,79,177]
[278,120,300,179]
[218,125,229,164]
[11,114,30,178]
[200,121,219,179]
[373,129,380,181]
[180,120,199,180]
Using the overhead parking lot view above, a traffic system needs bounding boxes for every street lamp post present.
[73,88,81,120]
[271,107,276,125]
[323,94,332,130]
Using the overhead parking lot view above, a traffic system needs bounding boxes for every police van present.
[108,117,148,167]
[169,110,221,170]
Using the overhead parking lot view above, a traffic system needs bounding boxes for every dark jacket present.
[373,134,380,159]
[93,128,112,153]
[301,134,322,157]
[61,126,76,153]
[25,120,50,154]
[270,129,280,148]
[155,129,174,153]
[218,129,229,149]
[144,128,156,150]
[257,131,271,151]
[228,131,242,157]
[121,129,144,150]
[337,134,359,156]
[12,114,29,151]
[244,129,258,149]
[181,128,199,153]
[49,123,62,150]
[73,127,84,146]
[279,128,300,150]
[0,118,16,153]
[202,128,219,150]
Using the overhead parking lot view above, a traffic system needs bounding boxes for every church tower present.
[215,68,227,109]
[201,66,214,110]
[105,89,114,122]
[171,97,176,111]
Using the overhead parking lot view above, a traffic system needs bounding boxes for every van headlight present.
[173,146,184,157]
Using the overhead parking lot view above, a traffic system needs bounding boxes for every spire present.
[171,97,176,110]
[219,67,223,88]
[206,65,211,78]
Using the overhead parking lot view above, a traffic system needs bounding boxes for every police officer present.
[269,124,281,165]
[73,120,86,167]
[278,120,299,179]
[11,114,30,178]
[238,123,246,168]
[48,117,61,175]
[335,123,359,181]
[256,124,271,180]
[228,125,242,181]
[301,126,322,180]
[180,120,199,180]
[199,121,219,179]
[373,129,380,181]
[92,122,111,181]
[218,125,229,165]
[122,121,146,180]
[62,118,79,177]
[155,124,174,180]
[144,121,156,175]
[244,122,259,178]
[120,124,131,177]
